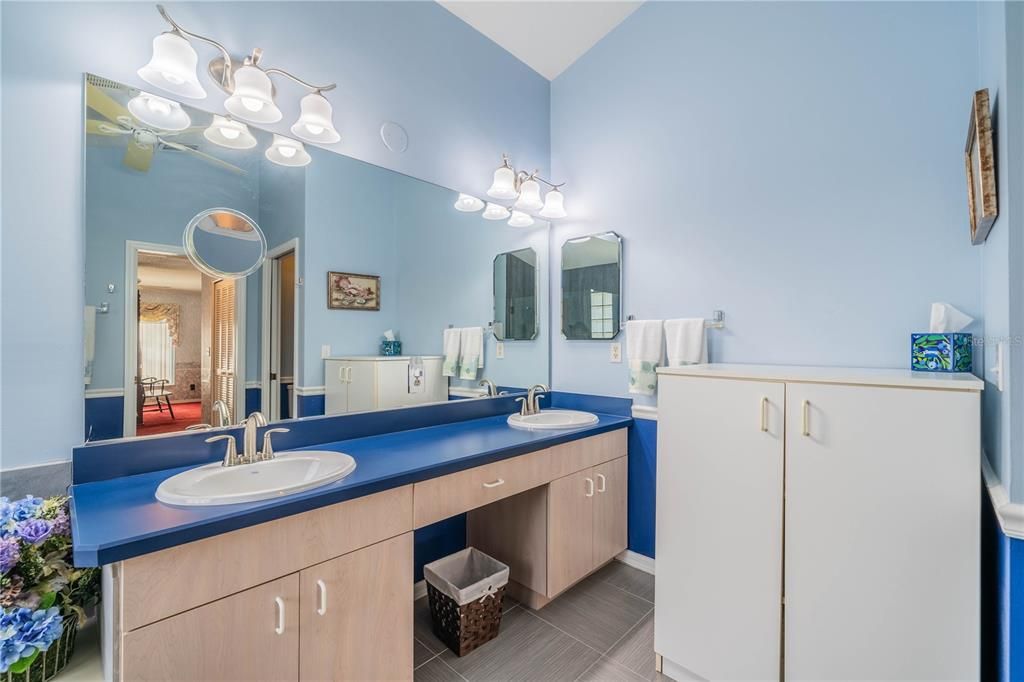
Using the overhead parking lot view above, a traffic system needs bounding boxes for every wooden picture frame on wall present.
[327,272,381,311]
[965,88,998,245]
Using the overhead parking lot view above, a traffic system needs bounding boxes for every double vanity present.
[70,399,630,681]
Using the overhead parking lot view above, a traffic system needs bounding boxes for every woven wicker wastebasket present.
[424,547,509,657]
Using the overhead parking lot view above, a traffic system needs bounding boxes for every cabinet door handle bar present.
[483,478,505,488]
[760,397,769,432]
[802,399,810,437]
[597,473,607,493]
[585,477,595,497]
[274,596,285,635]
[316,579,327,616]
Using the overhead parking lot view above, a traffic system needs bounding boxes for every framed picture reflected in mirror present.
[965,88,997,245]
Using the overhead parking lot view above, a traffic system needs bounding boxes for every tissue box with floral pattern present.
[910,333,972,372]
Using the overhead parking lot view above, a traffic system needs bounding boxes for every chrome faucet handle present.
[515,396,529,417]
[206,434,238,467]
[261,428,290,461]
[532,393,547,414]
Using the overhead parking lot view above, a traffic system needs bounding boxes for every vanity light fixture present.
[463,154,566,223]
[204,115,257,150]
[127,92,191,131]
[508,211,535,228]
[454,193,485,212]
[482,202,511,221]
[139,5,340,150]
[266,134,311,167]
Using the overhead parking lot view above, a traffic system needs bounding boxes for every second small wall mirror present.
[561,232,622,340]
[184,208,267,279]
[493,247,538,340]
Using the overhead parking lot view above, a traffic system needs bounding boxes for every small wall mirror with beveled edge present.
[493,247,538,341]
[561,231,622,340]
[184,208,267,279]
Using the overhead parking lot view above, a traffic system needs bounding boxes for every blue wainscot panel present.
[84,395,123,442]
[628,417,656,559]
[983,493,1024,682]
[245,387,261,418]
[414,515,467,582]
[297,393,325,418]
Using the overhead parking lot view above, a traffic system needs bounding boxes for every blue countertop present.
[70,413,632,566]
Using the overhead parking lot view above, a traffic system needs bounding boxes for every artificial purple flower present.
[49,510,69,537]
[14,519,51,546]
[0,537,20,575]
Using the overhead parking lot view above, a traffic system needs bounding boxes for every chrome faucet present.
[528,384,549,414]
[479,379,498,397]
[207,412,289,467]
[212,400,230,427]
[242,412,268,463]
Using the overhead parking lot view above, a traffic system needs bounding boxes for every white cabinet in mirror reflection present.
[324,356,446,415]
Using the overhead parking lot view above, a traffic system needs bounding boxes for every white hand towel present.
[442,328,461,377]
[626,320,663,396]
[664,318,708,366]
[84,305,96,385]
[459,327,484,380]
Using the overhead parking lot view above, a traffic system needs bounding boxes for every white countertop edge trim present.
[657,363,984,391]
[982,454,1024,541]
[631,405,658,420]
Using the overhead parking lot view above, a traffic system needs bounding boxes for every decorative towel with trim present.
[664,318,708,366]
[626,319,664,396]
[458,327,484,380]
[442,327,461,377]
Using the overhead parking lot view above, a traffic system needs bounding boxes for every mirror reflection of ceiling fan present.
[85,81,245,175]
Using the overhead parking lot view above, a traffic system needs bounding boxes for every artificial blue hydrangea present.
[0,499,15,540]
[14,519,51,546]
[0,607,63,673]
[10,498,43,523]
[0,537,20,575]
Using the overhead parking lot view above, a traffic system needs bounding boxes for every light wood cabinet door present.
[299,533,414,681]
[592,457,628,567]
[122,574,299,681]
[655,376,784,681]
[784,383,979,680]
[547,468,595,596]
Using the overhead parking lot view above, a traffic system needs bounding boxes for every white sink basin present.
[507,409,599,431]
[156,451,357,506]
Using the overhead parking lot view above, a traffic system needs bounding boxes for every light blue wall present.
[1,1,549,469]
[549,1,982,407]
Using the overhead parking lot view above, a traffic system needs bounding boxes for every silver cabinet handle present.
[274,596,285,635]
[760,397,769,432]
[596,473,606,493]
[316,579,327,616]
[802,400,810,437]
[585,477,595,497]
[483,478,505,488]
[339,366,346,382]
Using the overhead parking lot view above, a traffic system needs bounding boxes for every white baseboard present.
[85,388,125,399]
[983,454,1024,540]
[631,405,657,420]
[295,385,326,396]
[414,579,427,601]
[616,549,655,575]
[244,380,261,390]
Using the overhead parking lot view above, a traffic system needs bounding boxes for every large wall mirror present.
[493,248,538,341]
[561,232,622,340]
[84,73,550,442]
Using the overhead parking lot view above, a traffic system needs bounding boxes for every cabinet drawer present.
[119,485,413,630]
[414,449,554,527]
[547,430,627,477]
[122,573,299,681]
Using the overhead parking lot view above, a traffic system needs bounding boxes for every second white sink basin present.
[156,450,356,507]
[507,409,599,431]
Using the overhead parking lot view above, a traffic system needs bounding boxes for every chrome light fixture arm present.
[500,154,565,194]
[263,68,336,94]
[156,4,234,88]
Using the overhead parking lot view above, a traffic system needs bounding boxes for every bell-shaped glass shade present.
[204,115,257,150]
[138,32,207,99]
[127,93,191,131]
[487,165,518,199]
[265,134,311,167]
[508,210,535,228]
[291,92,341,144]
[454,193,485,212]
[482,202,511,221]
[539,188,567,219]
[225,65,282,124]
[514,178,543,211]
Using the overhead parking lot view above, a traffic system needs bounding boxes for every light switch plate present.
[989,341,1006,391]
[321,344,331,359]
[496,342,505,359]
[610,343,622,363]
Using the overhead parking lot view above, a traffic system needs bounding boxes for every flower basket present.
[2,613,77,682]
[1,496,99,679]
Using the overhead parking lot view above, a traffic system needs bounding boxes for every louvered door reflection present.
[212,278,236,422]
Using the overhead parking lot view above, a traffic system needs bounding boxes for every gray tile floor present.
[414,561,665,682]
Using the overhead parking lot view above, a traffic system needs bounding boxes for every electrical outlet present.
[321,344,331,359]
[610,343,622,363]
[496,342,505,359]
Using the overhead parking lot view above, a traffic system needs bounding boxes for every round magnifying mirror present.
[184,208,266,279]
